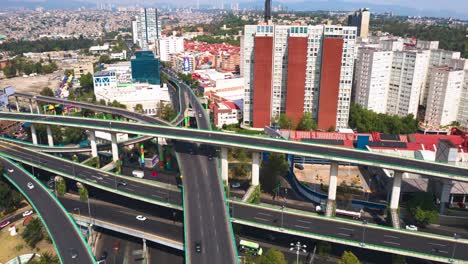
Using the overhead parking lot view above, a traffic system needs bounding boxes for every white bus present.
[239,240,263,256]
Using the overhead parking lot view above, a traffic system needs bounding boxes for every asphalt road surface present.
[0,140,183,207]
[0,157,95,264]
[1,112,467,180]
[231,202,468,261]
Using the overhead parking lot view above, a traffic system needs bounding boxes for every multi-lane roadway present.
[0,157,95,264]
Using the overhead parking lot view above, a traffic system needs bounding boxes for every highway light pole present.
[360,220,368,247]
[281,202,285,230]
[450,233,460,262]
[290,241,307,264]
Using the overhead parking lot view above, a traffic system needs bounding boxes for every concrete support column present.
[325,161,339,217]
[30,124,38,145]
[15,97,19,112]
[89,130,98,157]
[46,125,53,146]
[157,137,164,159]
[111,133,119,161]
[28,99,33,113]
[221,148,228,183]
[390,171,403,210]
[440,180,453,215]
[251,152,260,186]
[36,101,40,114]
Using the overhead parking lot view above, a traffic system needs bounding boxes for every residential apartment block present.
[132,8,162,50]
[347,8,370,38]
[159,37,184,62]
[242,24,357,130]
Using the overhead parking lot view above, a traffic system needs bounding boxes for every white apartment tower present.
[132,8,162,50]
[424,67,465,128]
[354,48,393,113]
[347,8,370,38]
[242,24,357,130]
[159,37,185,62]
[386,50,430,117]
[457,71,468,129]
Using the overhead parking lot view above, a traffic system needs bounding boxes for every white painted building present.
[457,70,468,130]
[132,8,162,49]
[424,67,465,128]
[386,50,430,117]
[354,48,393,113]
[416,40,439,50]
[159,37,184,62]
[212,101,242,128]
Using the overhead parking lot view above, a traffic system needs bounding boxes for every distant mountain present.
[0,0,94,10]
[239,0,468,20]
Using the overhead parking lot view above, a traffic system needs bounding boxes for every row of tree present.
[3,57,58,78]
[272,112,319,131]
[349,103,419,134]
[0,36,95,56]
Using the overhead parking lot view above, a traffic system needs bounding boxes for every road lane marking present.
[258,212,272,217]
[294,225,310,229]
[125,188,135,192]
[338,227,355,232]
[429,242,447,247]
[297,220,312,224]
[337,233,352,237]
[384,241,401,246]
[384,235,399,239]
[150,194,162,199]
[253,217,269,222]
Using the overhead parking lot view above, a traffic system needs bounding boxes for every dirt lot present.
[0,73,62,95]
[294,164,370,192]
[0,217,57,263]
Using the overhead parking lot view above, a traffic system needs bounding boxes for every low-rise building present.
[211,101,242,128]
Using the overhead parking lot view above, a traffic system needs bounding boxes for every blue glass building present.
[131,51,160,85]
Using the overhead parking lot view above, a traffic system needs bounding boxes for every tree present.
[407,192,439,226]
[57,180,66,196]
[339,251,360,264]
[0,180,23,213]
[63,128,85,144]
[22,218,44,248]
[392,254,406,264]
[278,114,295,129]
[40,87,54,97]
[79,73,94,93]
[317,241,332,256]
[78,185,88,201]
[256,248,287,264]
[161,104,176,121]
[260,153,289,194]
[134,104,144,114]
[98,54,111,64]
[29,252,60,264]
[3,65,17,78]
[297,112,317,131]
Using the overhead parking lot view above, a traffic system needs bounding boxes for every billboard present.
[183,57,191,72]
[195,54,215,70]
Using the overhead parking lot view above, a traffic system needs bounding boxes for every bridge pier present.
[440,179,453,215]
[28,99,34,114]
[325,161,338,217]
[389,171,403,228]
[111,133,119,161]
[36,101,40,114]
[142,238,147,259]
[30,124,38,145]
[251,152,260,186]
[89,130,98,157]
[14,97,19,112]
[46,125,54,146]
[157,137,164,161]
[221,148,228,184]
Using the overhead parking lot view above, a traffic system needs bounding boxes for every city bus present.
[239,240,263,256]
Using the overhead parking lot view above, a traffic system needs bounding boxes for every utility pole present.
[360,220,368,247]
[450,233,461,262]
[290,241,307,264]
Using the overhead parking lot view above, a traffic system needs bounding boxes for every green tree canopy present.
[134,104,144,114]
[297,112,317,131]
[260,153,289,194]
[79,73,94,93]
[0,179,23,213]
[278,114,295,130]
[407,192,438,226]
[256,248,287,264]
[40,87,54,97]
[339,251,360,264]
[22,218,45,248]
[29,252,60,264]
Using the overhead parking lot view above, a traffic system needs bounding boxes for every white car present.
[27,182,34,190]
[7,168,14,173]
[22,210,33,217]
[136,215,147,221]
[405,225,418,231]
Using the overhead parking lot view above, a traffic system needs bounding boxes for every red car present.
[151,171,158,177]
[0,220,10,229]
[114,240,120,251]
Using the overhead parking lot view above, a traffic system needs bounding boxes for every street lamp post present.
[450,233,461,262]
[360,220,368,247]
[290,241,307,264]
[281,203,285,230]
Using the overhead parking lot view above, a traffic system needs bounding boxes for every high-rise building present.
[457,71,468,129]
[159,37,184,62]
[242,24,357,129]
[354,48,393,114]
[347,8,370,38]
[386,50,430,117]
[132,8,162,50]
[131,51,160,85]
[264,0,271,23]
[424,66,464,128]
[420,49,461,105]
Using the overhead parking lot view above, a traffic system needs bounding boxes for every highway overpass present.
[0,112,467,182]
[0,157,96,264]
